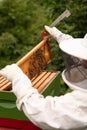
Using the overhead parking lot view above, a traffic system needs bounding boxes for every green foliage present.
[0,32,17,56]
[45,40,65,71]
[0,32,20,67]
[68,0,87,37]
[0,0,49,68]
[44,0,87,38]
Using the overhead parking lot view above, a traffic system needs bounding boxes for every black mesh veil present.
[62,52,87,84]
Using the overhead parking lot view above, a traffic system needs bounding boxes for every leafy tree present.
[43,0,87,37]
[0,32,19,67]
[68,0,87,37]
[0,0,49,68]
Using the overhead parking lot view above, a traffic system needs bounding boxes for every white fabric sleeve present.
[57,33,73,43]
[12,75,87,130]
[44,26,73,43]
[52,28,74,43]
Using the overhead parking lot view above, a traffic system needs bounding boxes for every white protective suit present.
[0,26,87,130]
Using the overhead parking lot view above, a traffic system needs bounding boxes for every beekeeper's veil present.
[59,34,87,92]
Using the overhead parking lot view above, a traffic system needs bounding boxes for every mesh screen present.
[62,52,87,83]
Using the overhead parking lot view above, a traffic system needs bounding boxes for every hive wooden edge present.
[40,71,60,94]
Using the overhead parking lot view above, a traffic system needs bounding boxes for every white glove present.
[0,64,33,99]
[0,64,25,81]
[45,25,73,43]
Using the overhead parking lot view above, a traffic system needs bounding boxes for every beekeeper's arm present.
[0,64,87,130]
[44,25,73,43]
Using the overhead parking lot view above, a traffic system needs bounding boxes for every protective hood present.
[60,34,87,92]
[59,34,87,60]
[62,68,87,92]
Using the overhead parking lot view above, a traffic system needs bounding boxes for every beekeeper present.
[0,25,87,130]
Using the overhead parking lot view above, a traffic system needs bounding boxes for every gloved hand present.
[0,64,26,81]
[44,25,73,43]
[0,64,33,99]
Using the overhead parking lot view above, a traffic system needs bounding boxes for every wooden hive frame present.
[0,38,59,93]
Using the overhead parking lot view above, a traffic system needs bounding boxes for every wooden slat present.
[0,76,5,80]
[0,80,9,87]
[0,82,11,91]
[33,71,52,89]
[38,72,57,93]
[32,71,47,86]
[0,75,11,90]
